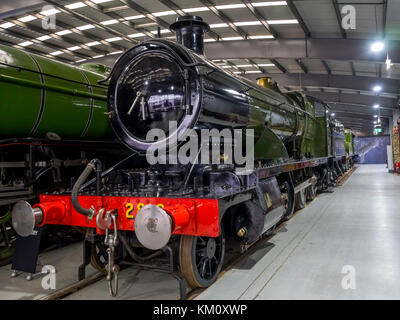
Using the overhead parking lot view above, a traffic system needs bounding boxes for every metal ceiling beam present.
[322,60,331,74]
[327,104,392,117]
[286,0,311,37]
[241,0,278,38]
[245,73,400,97]
[44,0,133,45]
[382,0,388,38]
[350,61,356,76]
[5,15,107,56]
[0,26,78,61]
[305,91,398,110]
[332,0,346,39]
[200,0,249,39]
[157,0,220,40]
[295,59,308,73]
[204,38,400,62]
[0,3,44,20]
[270,59,287,73]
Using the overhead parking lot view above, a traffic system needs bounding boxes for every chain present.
[104,212,119,297]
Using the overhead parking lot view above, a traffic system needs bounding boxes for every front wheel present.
[179,231,225,289]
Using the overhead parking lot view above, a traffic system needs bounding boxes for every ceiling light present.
[19,41,33,47]
[153,11,175,17]
[249,35,274,39]
[68,46,81,51]
[370,41,385,53]
[374,115,378,118]
[258,63,275,67]
[91,0,112,3]
[85,41,101,46]
[66,2,86,9]
[0,22,15,29]
[105,37,122,42]
[252,1,287,6]
[183,7,209,13]
[76,59,87,63]
[246,70,262,73]
[210,23,228,28]
[36,35,52,41]
[50,51,63,56]
[267,19,298,24]
[222,66,232,69]
[237,64,252,68]
[222,37,244,41]
[374,121,377,124]
[77,24,95,30]
[93,55,105,58]
[331,113,335,116]
[56,30,72,36]
[373,85,382,92]
[40,8,60,16]
[234,21,261,26]
[204,39,216,42]
[18,15,37,22]
[150,29,170,34]
[128,33,145,38]
[233,71,242,74]
[325,110,329,113]
[109,51,123,55]
[215,4,245,9]
[373,104,380,109]
[125,15,145,20]
[101,19,119,25]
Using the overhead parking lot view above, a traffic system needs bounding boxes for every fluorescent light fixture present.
[373,85,382,92]
[56,30,72,35]
[374,115,378,118]
[0,22,15,29]
[267,19,298,24]
[258,63,275,67]
[19,41,33,47]
[91,0,112,3]
[331,113,335,116]
[234,21,261,26]
[109,51,123,55]
[215,4,245,9]
[233,71,242,74]
[150,29,170,34]
[373,104,380,109]
[252,1,287,6]
[325,110,329,113]
[37,35,52,41]
[246,70,262,73]
[153,11,175,17]
[125,15,145,20]
[249,35,274,39]
[101,19,118,25]
[77,24,95,30]
[204,39,216,42]
[105,37,122,42]
[18,15,37,22]
[210,23,228,28]
[183,7,209,13]
[370,41,385,53]
[236,64,252,68]
[222,36,244,41]
[68,46,81,51]
[93,55,105,58]
[373,121,377,124]
[40,8,60,16]
[128,33,145,38]
[66,2,86,9]
[76,59,87,63]
[50,51,63,56]
[85,41,101,46]
[222,66,232,68]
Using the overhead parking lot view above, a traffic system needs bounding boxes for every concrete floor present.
[1,164,399,299]
[197,164,400,300]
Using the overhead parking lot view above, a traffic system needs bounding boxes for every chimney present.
[170,15,210,55]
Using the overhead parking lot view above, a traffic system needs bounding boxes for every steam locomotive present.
[0,44,128,264]
[10,16,357,296]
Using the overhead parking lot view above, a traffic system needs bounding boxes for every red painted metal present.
[36,194,220,237]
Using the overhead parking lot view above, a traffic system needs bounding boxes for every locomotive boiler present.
[10,15,356,296]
